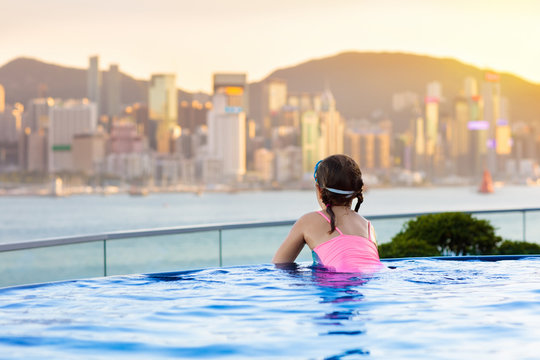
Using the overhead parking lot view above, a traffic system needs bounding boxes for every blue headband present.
[314,160,356,197]
[325,187,355,196]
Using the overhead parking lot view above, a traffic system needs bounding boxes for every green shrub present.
[379,212,503,258]
[378,237,440,258]
[497,240,540,255]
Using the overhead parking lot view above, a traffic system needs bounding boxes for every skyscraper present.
[319,89,344,158]
[87,56,101,114]
[467,95,487,178]
[260,79,287,137]
[148,74,178,154]
[482,72,501,174]
[424,82,441,177]
[206,73,247,182]
[424,82,441,153]
[414,116,425,171]
[106,64,121,120]
[453,96,470,175]
[0,84,5,113]
[301,111,320,173]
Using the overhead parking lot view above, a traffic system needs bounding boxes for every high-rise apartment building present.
[148,74,178,154]
[206,73,247,182]
[48,100,97,173]
[87,56,101,114]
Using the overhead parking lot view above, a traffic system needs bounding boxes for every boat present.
[478,170,494,194]
[128,186,149,196]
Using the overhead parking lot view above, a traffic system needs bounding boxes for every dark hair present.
[315,154,364,234]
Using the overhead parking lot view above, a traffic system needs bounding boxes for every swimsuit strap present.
[316,211,343,235]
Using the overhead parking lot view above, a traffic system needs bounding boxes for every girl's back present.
[308,209,381,273]
[272,154,382,273]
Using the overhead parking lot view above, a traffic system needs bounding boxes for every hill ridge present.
[2,53,539,123]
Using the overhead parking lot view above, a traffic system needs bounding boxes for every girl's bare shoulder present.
[298,211,324,222]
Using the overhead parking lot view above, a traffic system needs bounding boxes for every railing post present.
[218,229,223,267]
[103,239,107,277]
[522,210,527,242]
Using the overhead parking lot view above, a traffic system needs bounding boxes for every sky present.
[1,0,539,93]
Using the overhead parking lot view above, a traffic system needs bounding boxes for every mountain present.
[0,57,193,107]
[2,53,540,125]
[253,52,540,125]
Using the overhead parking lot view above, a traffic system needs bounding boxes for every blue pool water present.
[1,258,540,359]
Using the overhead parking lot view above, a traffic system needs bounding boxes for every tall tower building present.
[106,64,121,120]
[467,95,487,178]
[482,72,501,174]
[453,96,470,175]
[0,84,5,113]
[424,81,441,177]
[207,73,247,182]
[424,82,441,156]
[148,74,178,154]
[319,89,344,158]
[48,100,97,173]
[414,116,425,171]
[301,111,320,173]
[260,79,287,136]
[87,56,101,114]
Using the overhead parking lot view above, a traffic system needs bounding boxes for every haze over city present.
[2,0,540,92]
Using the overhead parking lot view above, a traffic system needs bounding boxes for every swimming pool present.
[1,257,540,359]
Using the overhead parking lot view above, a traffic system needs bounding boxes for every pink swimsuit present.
[312,211,383,273]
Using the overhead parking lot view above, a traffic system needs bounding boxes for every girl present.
[272,154,382,273]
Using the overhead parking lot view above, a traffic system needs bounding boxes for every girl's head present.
[314,154,364,232]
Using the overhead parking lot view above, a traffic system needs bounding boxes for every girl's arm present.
[272,216,307,264]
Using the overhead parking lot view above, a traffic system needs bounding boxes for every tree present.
[379,212,503,258]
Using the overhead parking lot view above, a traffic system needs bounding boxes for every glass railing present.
[1,208,539,288]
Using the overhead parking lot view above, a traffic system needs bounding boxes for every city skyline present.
[1,0,539,93]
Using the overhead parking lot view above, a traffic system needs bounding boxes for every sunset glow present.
[1,0,539,92]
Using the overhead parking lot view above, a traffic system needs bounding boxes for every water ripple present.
[2,259,540,359]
